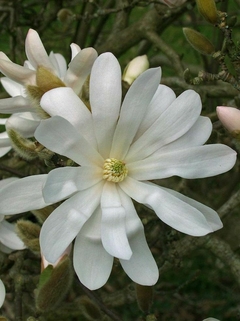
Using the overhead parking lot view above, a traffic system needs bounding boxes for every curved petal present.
[0,146,11,157]
[35,116,104,167]
[0,280,6,307]
[134,84,176,141]
[120,177,214,236]
[0,59,35,85]
[161,187,222,231]
[0,220,25,250]
[90,52,122,158]
[160,116,212,152]
[125,90,202,163]
[40,181,103,263]
[0,96,33,113]
[128,144,237,180]
[111,67,161,160]
[40,88,97,147]
[0,174,48,215]
[101,182,132,260]
[25,29,54,72]
[118,189,159,285]
[0,131,11,147]
[64,47,98,95]
[1,77,23,97]
[6,113,40,137]
[73,207,113,290]
[70,43,81,59]
[43,166,103,203]
[49,52,67,78]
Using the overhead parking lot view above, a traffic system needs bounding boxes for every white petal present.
[160,116,212,152]
[40,88,97,147]
[111,67,161,160]
[49,52,67,78]
[101,182,132,259]
[0,59,35,85]
[0,96,33,113]
[128,144,237,180]
[0,177,19,188]
[0,130,10,147]
[126,89,202,162]
[73,207,113,290]
[0,280,6,307]
[40,182,103,263]
[70,43,81,59]
[6,113,40,137]
[90,53,122,158]
[43,166,103,203]
[118,189,159,285]
[161,187,222,231]
[35,116,104,167]
[0,146,11,157]
[0,220,25,250]
[134,84,176,141]
[0,174,48,215]
[120,178,214,236]
[64,47,98,95]
[1,77,23,97]
[25,29,54,72]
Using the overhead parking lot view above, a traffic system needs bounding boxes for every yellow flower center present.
[103,158,128,183]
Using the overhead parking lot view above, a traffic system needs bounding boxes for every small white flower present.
[0,53,236,290]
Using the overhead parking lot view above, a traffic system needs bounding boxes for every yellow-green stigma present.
[103,158,128,183]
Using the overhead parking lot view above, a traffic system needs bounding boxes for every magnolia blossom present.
[122,55,149,85]
[0,53,236,290]
[0,178,25,253]
[0,29,97,157]
[217,106,240,134]
[159,0,187,8]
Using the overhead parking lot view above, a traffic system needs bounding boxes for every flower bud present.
[217,106,240,138]
[183,28,215,56]
[57,8,75,24]
[158,0,187,8]
[122,55,149,85]
[203,318,220,321]
[196,0,218,25]
[78,295,102,320]
[36,253,73,312]
[16,220,41,252]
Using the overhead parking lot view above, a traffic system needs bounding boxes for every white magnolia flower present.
[0,279,6,308]
[0,28,97,157]
[0,53,236,290]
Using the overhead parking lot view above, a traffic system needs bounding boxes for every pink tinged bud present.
[217,106,240,133]
[158,0,187,8]
[122,55,149,85]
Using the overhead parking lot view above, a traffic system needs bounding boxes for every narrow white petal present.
[161,187,223,231]
[101,182,132,260]
[73,207,113,290]
[0,146,11,157]
[128,144,237,180]
[90,53,122,158]
[0,59,35,85]
[6,113,40,137]
[64,47,98,95]
[1,77,23,97]
[0,96,33,113]
[118,189,159,285]
[111,67,161,160]
[43,166,103,203]
[160,116,212,152]
[70,43,81,59]
[126,90,202,162]
[0,174,48,215]
[0,220,25,250]
[0,280,6,307]
[40,88,97,147]
[35,116,104,167]
[40,182,103,263]
[49,52,67,78]
[120,178,214,236]
[134,84,176,141]
[25,29,54,71]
